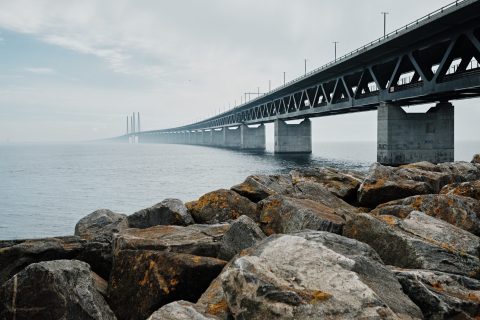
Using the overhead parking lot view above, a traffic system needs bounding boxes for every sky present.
[0,0,478,143]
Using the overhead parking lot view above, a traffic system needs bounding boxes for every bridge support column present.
[224,126,241,149]
[212,128,224,146]
[203,130,213,145]
[377,102,454,165]
[241,124,266,151]
[274,119,312,154]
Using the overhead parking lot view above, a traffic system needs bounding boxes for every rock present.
[92,271,109,297]
[394,268,480,319]
[220,232,422,319]
[0,236,83,286]
[290,167,363,203]
[218,215,266,261]
[108,249,226,320]
[440,180,480,201]
[127,198,193,228]
[343,212,480,278]
[113,224,230,258]
[231,174,294,202]
[371,194,480,235]
[186,189,257,224]
[290,180,359,217]
[75,209,127,241]
[357,163,433,208]
[473,154,480,164]
[0,260,116,320]
[197,276,231,320]
[257,195,345,235]
[148,301,219,320]
[357,161,480,207]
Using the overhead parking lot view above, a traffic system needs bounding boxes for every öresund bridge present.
[115,0,480,165]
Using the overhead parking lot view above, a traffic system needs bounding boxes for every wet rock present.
[75,209,127,241]
[0,236,84,286]
[343,212,480,278]
[218,215,266,261]
[148,301,219,320]
[0,259,116,320]
[257,194,345,235]
[113,224,229,258]
[108,249,226,320]
[127,198,193,228]
[221,232,422,319]
[197,276,231,320]
[357,161,480,208]
[394,268,480,319]
[231,174,294,202]
[440,180,480,201]
[290,167,363,203]
[371,194,480,235]
[186,189,257,224]
[92,271,109,297]
[473,154,480,164]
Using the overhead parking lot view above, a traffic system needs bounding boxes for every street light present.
[381,12,389,37]
[304,58,307,76]
[333,41,339,61]
[283,72,286,85]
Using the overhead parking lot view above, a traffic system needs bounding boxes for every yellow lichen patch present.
[467,292,480,303]
[411,197,423,210]
[191,255,203,264]
[429,281,444,292]
[309,290,332,303]
[378,215,398,226]
[169,278,179,287]
[206,299,229,315]
[138,260,157,286]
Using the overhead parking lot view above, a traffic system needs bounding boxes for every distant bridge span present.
[121,0,480,165]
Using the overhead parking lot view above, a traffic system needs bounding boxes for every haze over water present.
[0,140,478,240]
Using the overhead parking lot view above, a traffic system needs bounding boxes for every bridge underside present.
[123,1,480,165]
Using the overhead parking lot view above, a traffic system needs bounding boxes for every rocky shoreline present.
[1,154,480,319]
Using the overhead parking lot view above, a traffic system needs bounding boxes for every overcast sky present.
[0,0,478,143]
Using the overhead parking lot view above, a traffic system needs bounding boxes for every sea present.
[0,140,478,240]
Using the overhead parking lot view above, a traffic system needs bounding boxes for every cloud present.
[24,67,55,74]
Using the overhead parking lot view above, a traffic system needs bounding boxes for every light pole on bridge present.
[381,12,389,37]
[283,72,286,85]
[333,41,339,62]
[304,58,307,76]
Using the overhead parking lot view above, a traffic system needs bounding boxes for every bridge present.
[118,0,480,165]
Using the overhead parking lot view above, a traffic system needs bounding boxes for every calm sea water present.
[0,141,478,240]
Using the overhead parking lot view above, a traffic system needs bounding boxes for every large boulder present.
[127,198,193,228]
[197,276,231,320]
[220,232,422,319]
[113,224,230,258]
[394,268,480,319]
[289,180,359,217]
[343,212,480,278]
[147,301,219,320]
[371,194,480,235]
[357,161,480,207]
[0,236,81,286]
[440,180,480,201]
[218,215,266,261]
[257,195,345,235]
[108,249,226,320]
[186,189,257,224]
[75,209,127,241]
[472,154,480,164]
[0,260,116,320]
[290,167,363,203]
[231,174,294,202]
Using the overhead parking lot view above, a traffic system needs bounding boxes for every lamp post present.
[304,58,307,76]
[283,72,286,85]
[381,12,389,37]
[333,41,339,61]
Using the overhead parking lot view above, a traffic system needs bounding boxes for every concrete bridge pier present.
[203,130,213,145]
[241,124,266,151]
[377,102,454,165]
[212,128,224,146]
[274,119,312,154]
[224,126,241,149]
